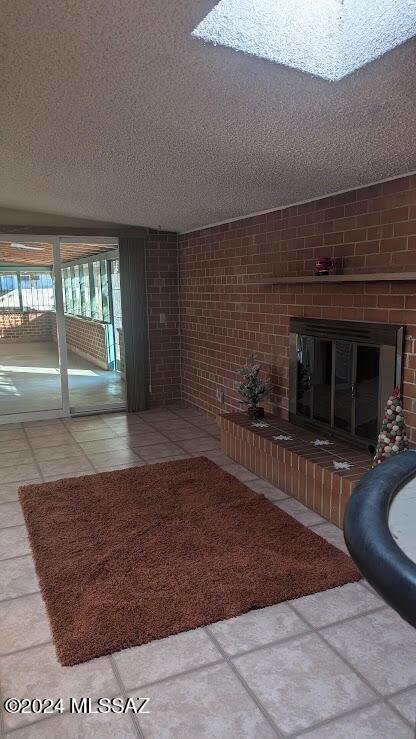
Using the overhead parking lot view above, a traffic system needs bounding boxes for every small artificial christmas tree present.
[373,387,408,466]
[237,354,270,419]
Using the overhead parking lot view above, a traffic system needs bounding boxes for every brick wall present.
[50,314,108,369]
[0,310,53,342]
[145,231,181,405]
[63,315,108,369]
[179,174,416,443]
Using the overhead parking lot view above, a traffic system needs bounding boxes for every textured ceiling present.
[0,0,416,233]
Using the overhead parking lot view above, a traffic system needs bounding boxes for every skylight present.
[192,0,416,81]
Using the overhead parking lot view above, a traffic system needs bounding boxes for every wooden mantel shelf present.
[262,272,416,285]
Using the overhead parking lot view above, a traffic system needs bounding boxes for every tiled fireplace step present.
[220,413,372,528]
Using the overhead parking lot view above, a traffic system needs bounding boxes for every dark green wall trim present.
[119,237,148,412]
[0,225,150,237]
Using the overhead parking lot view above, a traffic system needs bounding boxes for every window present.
[92,262,103,321]
[60,256,115,325]
[71,266,81,315]
[64,268,73,314]
[21,272,54,311]
[0,271,54,311]
[0,273,19,309]
[81,264,91,318]
[110,259,122,366]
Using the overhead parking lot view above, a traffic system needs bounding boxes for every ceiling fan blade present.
[10,242,44,251]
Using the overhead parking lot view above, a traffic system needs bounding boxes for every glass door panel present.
[355,345,380,440]
[110,259,123,372]
[334,341,353,432]
[296,335,313,417]
[59,239,125,414]
[312,338,332,425]
[0,240,63,416]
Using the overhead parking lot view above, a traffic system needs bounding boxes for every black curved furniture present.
[344,452,416,628]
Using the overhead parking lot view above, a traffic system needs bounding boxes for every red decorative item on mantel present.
[315,257,336,276]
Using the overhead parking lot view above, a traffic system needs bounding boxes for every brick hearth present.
[220,413,372,527]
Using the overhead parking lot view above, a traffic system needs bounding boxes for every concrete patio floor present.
[0,406,415,738]
[0,342,125,415]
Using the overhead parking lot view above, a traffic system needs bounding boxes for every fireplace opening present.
[289,318,404,449]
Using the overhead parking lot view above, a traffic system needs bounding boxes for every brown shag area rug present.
[19,457,360,666]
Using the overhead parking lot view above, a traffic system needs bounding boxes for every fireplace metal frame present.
[289,318,405,449]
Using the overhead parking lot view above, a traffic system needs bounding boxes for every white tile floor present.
[0,406,415,738]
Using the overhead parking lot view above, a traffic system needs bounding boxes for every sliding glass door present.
[0,234,125,423]
[0,239,65,420]
[59,238,125,415]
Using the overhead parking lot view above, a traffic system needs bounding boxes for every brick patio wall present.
[179,174,416,443]
[62,315,108,369]
[0,310,53,342]
[50,313,108,369]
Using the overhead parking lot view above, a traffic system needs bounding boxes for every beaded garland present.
[372,387,408,467]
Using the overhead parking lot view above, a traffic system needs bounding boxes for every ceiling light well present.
[192,0,416,81]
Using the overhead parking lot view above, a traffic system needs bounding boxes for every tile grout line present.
[289,696,382,738]
[64,419,147,471]
[204,626,284,738]
[385,691,416,734]
[29,418,118,478]
[0,590,41,605]
[21,426,47,485]
[289,600,387,633]
[0,639,54,660]
[108,654,144,739]
[286,601,416,731]
[128,409,260,474]
[169,406,220,439]
[0,553,32,564]
[318,629,416,731]
[167,410,224,442]
[117,658,225,694]
[65,407,217,467]
[386,683,416,702]
[56,422,143,474]
[208,627,312,662]
[111,413,214,464]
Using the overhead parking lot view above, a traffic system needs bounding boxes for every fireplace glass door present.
[355,345,380,440]
[292,324,403,448]
[311,339,332,425]
[334,341,354,433]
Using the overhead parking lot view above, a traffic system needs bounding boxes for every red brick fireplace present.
[178,173,416,524]
[179,174,416,444]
